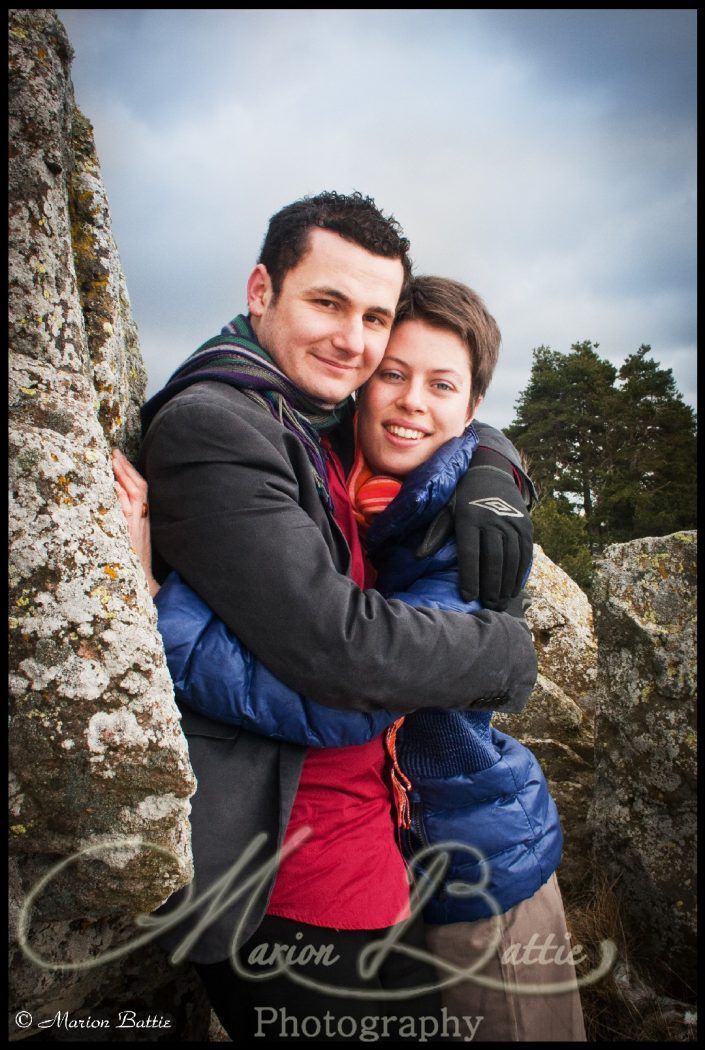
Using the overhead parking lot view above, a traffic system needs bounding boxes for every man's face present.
[247,228,405,405]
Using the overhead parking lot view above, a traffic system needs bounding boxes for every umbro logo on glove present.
[467,497,524,518]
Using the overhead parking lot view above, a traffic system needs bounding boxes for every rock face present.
[9,8,207,1035]
[493,545,597,898]
[589,532,697,993]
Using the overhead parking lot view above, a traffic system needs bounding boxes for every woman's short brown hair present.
[394,276,500,407]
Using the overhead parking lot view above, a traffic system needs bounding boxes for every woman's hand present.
[111,448,160,597]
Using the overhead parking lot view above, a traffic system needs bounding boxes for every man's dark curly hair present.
[258,190,412,299]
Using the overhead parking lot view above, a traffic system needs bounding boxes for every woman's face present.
[357,319,480,478]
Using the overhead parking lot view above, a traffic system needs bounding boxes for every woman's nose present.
[396,381,426,413]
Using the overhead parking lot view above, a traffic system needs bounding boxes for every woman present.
[115,276,585,1041]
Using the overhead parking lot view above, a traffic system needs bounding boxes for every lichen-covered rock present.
[69,106,146,463]
[9,7,200,1032]
[589,532,696,992]
[493,545,597,896]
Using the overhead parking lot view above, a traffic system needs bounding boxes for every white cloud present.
[57,9,696,425]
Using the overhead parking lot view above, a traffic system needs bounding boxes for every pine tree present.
[506,341,696,563]
[506,341,617,542]
[599,345,697,540]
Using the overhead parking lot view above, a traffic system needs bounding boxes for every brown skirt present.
[424,873,587,1042]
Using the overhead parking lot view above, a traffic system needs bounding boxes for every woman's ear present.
[466,394,483,426]
[247,264,272,317]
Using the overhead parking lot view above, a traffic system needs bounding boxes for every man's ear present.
[466,394,483,427]
[247,264,272,317]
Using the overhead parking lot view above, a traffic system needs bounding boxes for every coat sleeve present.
[141,385,536,715]
[154,571,398,747]
[471,420,538,507]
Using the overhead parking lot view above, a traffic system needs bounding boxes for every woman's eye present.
[380,370,404,382]
[434,382,455,393]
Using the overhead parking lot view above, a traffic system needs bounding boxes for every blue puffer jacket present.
[154,427,562,921]
[154,572,397,747]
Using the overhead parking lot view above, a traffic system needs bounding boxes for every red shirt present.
[265,440,410,928]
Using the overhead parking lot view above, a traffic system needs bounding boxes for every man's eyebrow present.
[307,286,395,318]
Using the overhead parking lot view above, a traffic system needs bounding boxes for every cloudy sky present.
[56,8,696,430]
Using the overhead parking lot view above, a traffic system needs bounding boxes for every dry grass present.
[563,871,697,1042]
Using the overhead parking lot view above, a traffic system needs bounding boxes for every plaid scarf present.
[141,314,353,510]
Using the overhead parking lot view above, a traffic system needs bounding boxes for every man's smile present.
[312,353,357,373]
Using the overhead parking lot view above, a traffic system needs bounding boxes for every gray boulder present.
[589,532,696,993]
[9,8,207,1036]
[493,544,597,898]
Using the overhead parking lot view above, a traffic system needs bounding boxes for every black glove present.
[503,588,532,624]
[417,463,533,610]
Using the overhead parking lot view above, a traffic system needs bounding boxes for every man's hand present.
[417,457,534,610]
[453,463,533,609]
[111,448,161,597]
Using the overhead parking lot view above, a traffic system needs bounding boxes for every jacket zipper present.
[410,794,429,849]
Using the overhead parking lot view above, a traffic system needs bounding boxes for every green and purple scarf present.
[141,314,353,510]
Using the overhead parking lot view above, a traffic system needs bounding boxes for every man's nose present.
[331,314,366,356]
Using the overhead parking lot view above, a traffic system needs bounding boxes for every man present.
[138,191,536,1036]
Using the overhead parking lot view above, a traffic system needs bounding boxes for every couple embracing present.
[113,191,585,1042]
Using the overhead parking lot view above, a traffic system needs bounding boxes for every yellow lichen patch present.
[56,476,77,504]
[10,824,27,835]
[90,586,117,618]
[103,564,120,580]
[19,387,37,397]
[16,596,30,608]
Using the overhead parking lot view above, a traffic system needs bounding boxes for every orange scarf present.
[346,442,402,530]
[346,431,411,829]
